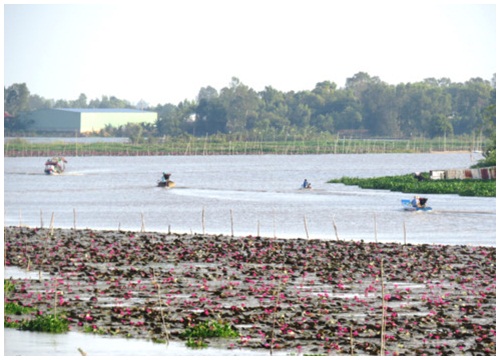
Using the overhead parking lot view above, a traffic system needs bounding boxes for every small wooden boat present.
[44,156,67,175]
[158,180,176,188]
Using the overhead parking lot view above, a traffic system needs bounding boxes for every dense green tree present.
[194,97,227,135]
[4,83,33,133]
[71,93,88,108]
[5,73,495,140]
[219,77,260,133]
[28,94,53,110]
[361,82,399,136]
[4,83,30,115]
[449,78,492,135]
[155,103,183,137]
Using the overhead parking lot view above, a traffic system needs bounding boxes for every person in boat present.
[302,179,311,189]
[161,172,171,183]
[411,196,421,208]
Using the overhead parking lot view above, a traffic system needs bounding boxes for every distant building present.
[430,167,496,180]
[27,108,157,134]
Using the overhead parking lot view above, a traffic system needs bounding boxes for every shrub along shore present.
[4,226,496,356]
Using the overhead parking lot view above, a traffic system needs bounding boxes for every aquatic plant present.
[4,280,15,295]
[181,320,239,348]
[181,319,239,339]
[328,173,495,197]
[4,302,36,316]
[19,313,70,333]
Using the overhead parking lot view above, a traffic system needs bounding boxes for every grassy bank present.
[328,173,495,197]
[4,136,482,157]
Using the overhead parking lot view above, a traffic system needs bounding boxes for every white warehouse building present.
[28,108,157,134]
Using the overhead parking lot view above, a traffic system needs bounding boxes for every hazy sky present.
[3,1,496,107]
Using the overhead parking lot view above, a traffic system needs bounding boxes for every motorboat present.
[44,156,67,175]
[401,198,432,212]
[158,180,176,188]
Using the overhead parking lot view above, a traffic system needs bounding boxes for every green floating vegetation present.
[328,173,495,197]
[181,320,239,349]
[19,313,70,334]
[4,280,15,295]
[4,302,36,316]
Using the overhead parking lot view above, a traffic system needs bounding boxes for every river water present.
[4,153,495,246]
[3,152,496,356]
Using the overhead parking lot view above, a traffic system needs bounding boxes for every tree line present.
[4,72,496,141]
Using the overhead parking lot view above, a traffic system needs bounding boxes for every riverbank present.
[4,136,480,157]
[4,226,496,356]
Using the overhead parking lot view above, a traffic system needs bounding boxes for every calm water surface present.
[4,153,495,246]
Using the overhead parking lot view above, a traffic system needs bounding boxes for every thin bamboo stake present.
[332,215,340,241]
[303,215,310,240]
[230,209,234,237]
[140,213,145,232]
[403,220,407,245]
[40,209,44,228]
[350,325,354,355]
[19,209,22,227]
[73,208,77,230]
[374,213,378,243]
[153,270,170,344]
[50,213,55,236]
[257,220,260,237]
[273,209,276,239]
[202,207,206,235]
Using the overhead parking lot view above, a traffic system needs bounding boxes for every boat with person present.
[300,179,312,190]
[44,156,67,175]
[157,172,175,188]
[401,197,432,211]
[158,180,176,188]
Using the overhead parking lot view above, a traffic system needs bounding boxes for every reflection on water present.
[4,153,495,246]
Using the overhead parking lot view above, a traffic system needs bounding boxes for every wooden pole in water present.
[374,213,378,243]
[73,208,77,230]
[202,207,206,235]
[40,209,44,228]
[19,209,22,227]
[303,215,310,240]
[230,209,234,237]
[332,215,340,241]
[273,209,276,239]
[50,212,55,236]
[403,220,407,245]
[257,220,260,237]
[141,212,145,232]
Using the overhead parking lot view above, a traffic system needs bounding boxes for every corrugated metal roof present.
[55,108,154,113]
